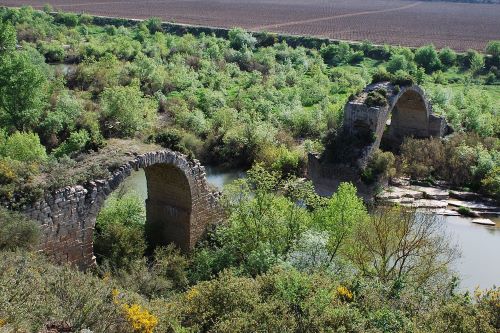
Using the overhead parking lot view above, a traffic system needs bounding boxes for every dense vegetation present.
[0,6,498,207]
[0,6,499,332]
[2,168,499,332]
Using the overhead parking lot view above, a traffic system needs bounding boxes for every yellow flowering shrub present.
[185,286,200,302]
[0,318,6,327]
[336,285,353,302]
[113,289,158,333]
[122,304,158,333]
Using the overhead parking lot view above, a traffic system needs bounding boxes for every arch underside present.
[381,89,429,151]
[144,163,193,252]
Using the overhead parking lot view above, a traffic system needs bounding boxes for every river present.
[112,168,499,291]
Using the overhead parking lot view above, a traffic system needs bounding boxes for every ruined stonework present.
[23,150,223,269]
[343,82,448,167]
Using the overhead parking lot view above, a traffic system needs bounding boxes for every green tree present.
[386,54,411,74]
[414,44,442,73]
[439,47,457,68]
[0,21,16,54]
[228,28,256,50]
[314,182,367,260]
[466,49,484,75]
[94,192,146,270]
[1,131,47,163]
[0,51,48,131]
[100,81,157,138]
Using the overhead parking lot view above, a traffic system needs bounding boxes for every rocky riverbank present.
[376,180,499,225]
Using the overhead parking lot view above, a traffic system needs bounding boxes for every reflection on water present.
[113,169,499,291]
[441,215,500,291]
[205,166,245,190]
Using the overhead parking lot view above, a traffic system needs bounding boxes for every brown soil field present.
[1,0,499,51]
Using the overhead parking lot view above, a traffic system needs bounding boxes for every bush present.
[1,131,47,163]
[386,54,411,74]
[415,44,442,73]
[320,42,354,66]
[228,28,256,50]
[53,129,90,158]
[362,149,396,184]
[0,207,40,250]
[371,67,393,83]
[54,12,79,27]
[0,251,126,332]
[100,82,158,138]
[465,49,484,74]
[365,89,388,107]
[38,41,65,62]
[439,47,457,68]
[94,193,146,270]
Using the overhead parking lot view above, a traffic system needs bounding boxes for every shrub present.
[457,206,475,217]
[371,67,393,83]
[439,47,457,68]
[94,193,146,270]
[481,166,500,201]
[145,17,162,34]
[365,89,388,107]
[1,131,47,163]
[38,41,65,62]
[100,82,158,138]
[228,28,256,50]
[320,42,354,66]
[465,49,484,74]
[414,44,442,73]
[386,54,410,74]
[54,12,80,27]
[0,207,40,250]
[53,129,90,158]
[362,149,396,184]
[0,251,125,332]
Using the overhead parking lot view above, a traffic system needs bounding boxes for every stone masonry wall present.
[343,83,448,167]
[23,150,223,269]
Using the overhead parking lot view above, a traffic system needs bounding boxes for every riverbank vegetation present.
[0,6,498,206]
[1,168,499,332]
[0,6,499,332]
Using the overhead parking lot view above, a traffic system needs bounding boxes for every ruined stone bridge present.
[343,82,449,167]
[23,150,222,268]
[309,82,449,196]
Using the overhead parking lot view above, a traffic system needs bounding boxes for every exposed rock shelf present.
[377,184,499,220]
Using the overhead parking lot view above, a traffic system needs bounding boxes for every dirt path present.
[254,1,421,30]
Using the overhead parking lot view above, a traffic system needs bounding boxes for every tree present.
[0,51,48,131]
[1,131,47,163]
[347,207,458,286]
[414,44,442,73]
[228,28,256,50]
[485,40,500,57]
[485,40,500,66]
[439,47,457,68]
[314,182,367,260]
[386,54,411,74]
[100,81,157,138]
[466,49,484,75]
[0,21,16,54]
[94,193,146,270]
[320,42,354,66]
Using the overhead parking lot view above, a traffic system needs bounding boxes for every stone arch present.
[23,150,222,268]
[342,82,448,167]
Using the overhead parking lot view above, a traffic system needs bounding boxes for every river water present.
[113,168,499,291]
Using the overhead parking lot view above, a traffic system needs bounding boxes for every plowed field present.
[1,0,499,51]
